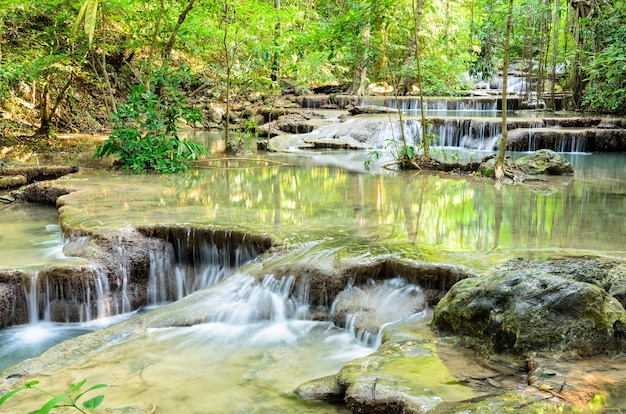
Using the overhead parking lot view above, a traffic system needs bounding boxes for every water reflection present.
[56,153,626,260]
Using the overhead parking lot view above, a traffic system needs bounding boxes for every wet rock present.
[428,391,540,414]
[514,149,574,175]
[206,103,225,124]
[432,258,626,359]
[272,95,300,108]
[10,182,76,205]
[298,320,479,413]
[0,194,16,203]
[497,258,626,309]
[259,112,324,136]
[587,128,626,152]
[297,94,342,109]
[473,81,489,89]
[295,375,344,403]
[477,157,496,177]
[257,122,287,138]
[274,113,319,134]
[0,271,28,327]
[0,165,78,192]
[597,118,626,129]
[347,104,398,115]
[0,266,123,327]
[0,165,78,183]
[607,264,626,308]
[0,175,27,190]
[261,243,476,309]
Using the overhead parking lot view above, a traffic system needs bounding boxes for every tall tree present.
[495,0,514,180]
[271,0,281,82]
[162,0,197,61]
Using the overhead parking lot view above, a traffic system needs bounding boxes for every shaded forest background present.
[0,0,624,138]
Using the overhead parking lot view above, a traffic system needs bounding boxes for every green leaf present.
[36,395,68,414]
[82,394,105,409]
[70,379,87,394]
[0,387,25,405]
[72,0,99,48]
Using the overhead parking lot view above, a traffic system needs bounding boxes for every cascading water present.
[0,231,266,373]
[145,234,260,306]
[294,93,600,154]
[359,97,500,117]
[1,266,430,412]
[25,272,42,324]
[331,278,426,347]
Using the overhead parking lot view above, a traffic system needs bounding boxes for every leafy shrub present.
[95,65,205,173]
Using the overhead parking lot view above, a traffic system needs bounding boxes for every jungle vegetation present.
[0,0,624,139]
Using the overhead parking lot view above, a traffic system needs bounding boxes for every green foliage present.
[72,0,100,48]
[581,9,626,112]
[0,379,108,414]
[364,149,381,171]
[94,65,205,173]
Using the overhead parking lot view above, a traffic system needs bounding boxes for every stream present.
[1,108,626,411]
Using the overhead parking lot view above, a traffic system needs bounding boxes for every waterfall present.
[25,272,42,324]
[330,278,426,347]
[209,275,309,325]
[21,267,112,324]
[359,97,501,117]
[145,235,257,306]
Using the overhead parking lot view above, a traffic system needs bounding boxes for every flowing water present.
[1,110,626,411]
[1,272,429,412]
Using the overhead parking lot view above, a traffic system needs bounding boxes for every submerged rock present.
[297,319,480,413]
[432,258,626,359]
[514,149,574,175]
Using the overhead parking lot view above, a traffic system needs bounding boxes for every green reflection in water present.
[55,156,626,267]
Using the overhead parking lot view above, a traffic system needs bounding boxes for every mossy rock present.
[432,265,626,359]
[514,149,574,175]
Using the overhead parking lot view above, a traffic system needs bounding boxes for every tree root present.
[380,159,422,171]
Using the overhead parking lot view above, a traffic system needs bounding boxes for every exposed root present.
[381,159,422,171]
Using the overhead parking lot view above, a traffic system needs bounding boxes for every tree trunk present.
[271,0,281,82]
[412,0,429,158]
[495,0,514,179]
[223,0,232,150]
[162,0,196,61]
[99,9,117,113]
[36,82,51,136]
[35,74,74,137]
[149,0,165,62]
[398,0,426,95]
[548,0,560,110]
[346,24,370,96]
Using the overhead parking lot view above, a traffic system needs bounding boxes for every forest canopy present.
[0,0,624,136]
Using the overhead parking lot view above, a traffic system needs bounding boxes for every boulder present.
[296,322,479,413]
[432,259,626,359]
[0,175,27,190]
[206,103,225,124]
[514,149,574,175]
